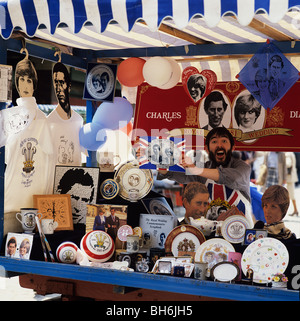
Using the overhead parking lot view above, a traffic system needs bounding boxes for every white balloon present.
[142,57,173,87]
[158,58,181,90]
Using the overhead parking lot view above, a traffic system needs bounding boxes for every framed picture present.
[86,204,128,249]
[141,197,177,218]
[33,194,73,231]
[5,232,33,259]
[53,166,100,225]
[243,229,268,245]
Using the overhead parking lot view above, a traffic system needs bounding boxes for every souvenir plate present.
[165,225,206,257]
[195,238,235,270]
[147,138,181,168]
[211,261,240,282]
[114,160,153,201]
[100,178,119,199]
[56,242,78,264]
[117,224,133,242]
[221,215,250,244]
[80,230,115,263]
[241,237,289,284]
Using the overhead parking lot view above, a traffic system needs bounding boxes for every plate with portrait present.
[194,238,235,271]
[114,160,153,201]
[164,225,206,257]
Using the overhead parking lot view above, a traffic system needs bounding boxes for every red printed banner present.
[133,81,299,151]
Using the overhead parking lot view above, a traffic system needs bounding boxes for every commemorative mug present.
[194,261,209,280]
[98,152,121,172]
[16,208,42,233]
[41,219,58,234]
[126,234,140,253]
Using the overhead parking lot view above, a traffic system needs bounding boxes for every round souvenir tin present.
[80,230,115,263]
[56,242,78,264]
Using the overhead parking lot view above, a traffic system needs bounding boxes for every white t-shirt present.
[47,107,84,166]
[46,107,85,191]
[4,97,54,212]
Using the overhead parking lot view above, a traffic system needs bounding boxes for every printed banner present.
[133,81,300,151]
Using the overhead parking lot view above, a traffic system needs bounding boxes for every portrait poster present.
[83,63,117,102]
[5,232,33,259]
[53,166,100,225]
[133,81,300,152]
[86,204,128,249]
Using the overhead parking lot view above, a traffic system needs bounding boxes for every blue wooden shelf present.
[0,257,298,301]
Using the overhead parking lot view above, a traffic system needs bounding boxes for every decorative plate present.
[147,138,181,168]
[114,160,153,201]
[221,215,250,244]
[56,242,78,264]
[164,225,206,257]
[133,226,143,238]
[80,230,115,263]
[117,224,133,242]
[211,261,240,282]
[194,238,235,270]
[100,178,119,199]
[241,237,289,284]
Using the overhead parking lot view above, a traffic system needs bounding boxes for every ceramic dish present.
[117,224,133,242]
[241,237,289,284]
[211,261,240,282]
[164,225,206,257]
[114,160,153,201]
[147,138,181,168]
[80,230,115,263]
[100,178,119,199]
[56,241,78,264]
[221,215,250,243]
[194,238,235,270]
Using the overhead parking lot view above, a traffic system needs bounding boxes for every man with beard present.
[157,127,253,226]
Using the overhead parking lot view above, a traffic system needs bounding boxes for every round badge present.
[100,179,119,199]
[133,226,143,238]
[86,64,115,100]
[56,242,78,264]
[80,230,115,263]
[117,224,133,242]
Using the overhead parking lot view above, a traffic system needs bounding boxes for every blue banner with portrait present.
[237,41,300,110]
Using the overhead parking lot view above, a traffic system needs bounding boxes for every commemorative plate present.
[221,215,250,244]
[114,160,153,201]
[241,237,289,284]
[100,178,119,199]
[194,238,235,270]
[80,230,115,263]
[117,224,133,242]
[164,225,206,257]
[211,261,240,282]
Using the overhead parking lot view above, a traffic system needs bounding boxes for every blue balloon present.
[79,122,107,151]
[92,97,133,130]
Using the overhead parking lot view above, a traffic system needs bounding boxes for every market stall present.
[0,0,300,302]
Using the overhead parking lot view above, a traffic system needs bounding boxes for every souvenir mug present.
[98,152,121,172]
[194,261,209,280]
[128,189,139,202]
[126,234,140,253]
[41,219,58,235]
[16,208,42,233]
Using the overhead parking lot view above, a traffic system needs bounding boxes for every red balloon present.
[117,58,145,87]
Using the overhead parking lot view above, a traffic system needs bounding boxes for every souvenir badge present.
[56,242,78,264]
[100,178,119,199]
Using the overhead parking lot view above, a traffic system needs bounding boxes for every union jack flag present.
[206,179,252,223]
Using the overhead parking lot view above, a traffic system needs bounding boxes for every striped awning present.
[1,0,300,39]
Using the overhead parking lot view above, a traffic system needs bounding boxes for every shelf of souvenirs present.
[0,255,298,301]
